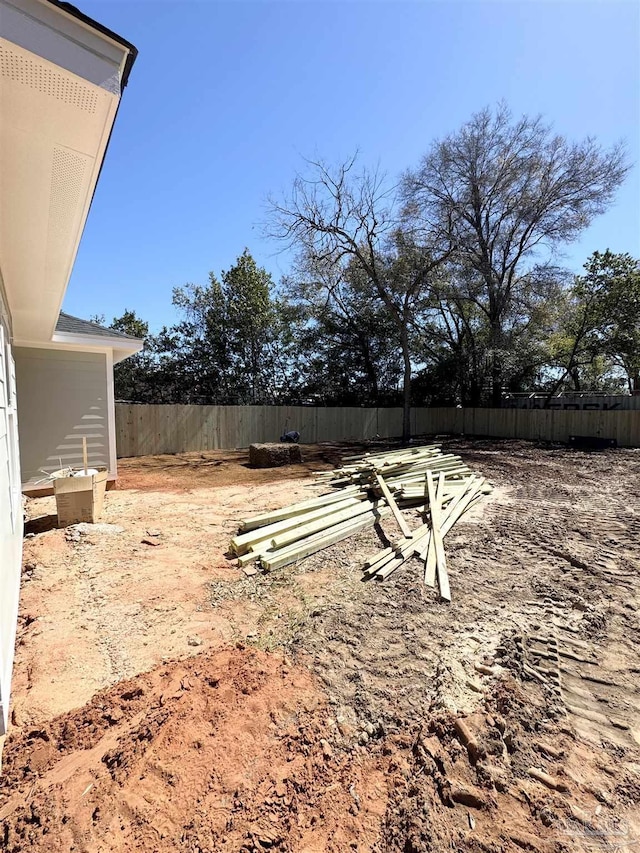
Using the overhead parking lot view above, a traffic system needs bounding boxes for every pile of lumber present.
[229,444,491,600]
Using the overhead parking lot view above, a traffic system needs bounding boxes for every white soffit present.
[0,0,127,95]
[13,334,143,361]
[0,35,123,343]
[51,330,144,362]
[1,0,128,92]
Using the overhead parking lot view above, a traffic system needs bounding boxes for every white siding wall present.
[0,293,22,736]
[14,347,112,489]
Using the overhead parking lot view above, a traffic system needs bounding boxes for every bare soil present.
[2,439,639,852]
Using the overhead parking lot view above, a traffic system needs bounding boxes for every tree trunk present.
[468,381,482,408]
[400,328,412,445]
[490,345,502,407]
[358,335,379,404]
[489,318,502,407]
[571,368,581,392]
[490,375,502,407]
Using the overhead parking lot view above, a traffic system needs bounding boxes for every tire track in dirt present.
[289,441,640,764]
[466,450,640,753]
[7,440,640,852]
[65,530,145,686]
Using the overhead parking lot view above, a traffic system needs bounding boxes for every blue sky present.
[65,0,640,331]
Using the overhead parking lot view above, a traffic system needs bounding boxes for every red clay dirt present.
[0,646,386,853]
[2,644,626,853]
[2,440,639,852]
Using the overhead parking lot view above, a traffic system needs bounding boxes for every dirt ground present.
[1,439,639,852]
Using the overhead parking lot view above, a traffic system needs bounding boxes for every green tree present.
[110,309,147,339]
[222,249,278,403]
[108,310,157,401]
[169,249,293,404]
[548,251,640,395]
[578,251,640,393]
[170,273,231,402]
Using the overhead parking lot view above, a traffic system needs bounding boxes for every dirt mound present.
[0,646,389,852]
[2,645,638,852]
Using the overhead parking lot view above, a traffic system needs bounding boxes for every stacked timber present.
[229,444,491,600]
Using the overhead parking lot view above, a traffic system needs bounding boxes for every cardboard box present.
[53,467,108,526]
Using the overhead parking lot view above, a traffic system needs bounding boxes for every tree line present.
[107,106,639,442]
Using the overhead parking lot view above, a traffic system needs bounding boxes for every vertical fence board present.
[377,408,403,439]
[114,404,640,456]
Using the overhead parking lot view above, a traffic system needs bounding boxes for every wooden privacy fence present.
[414,408,640,448]
[116,404,401,457]
[115,403,640,457]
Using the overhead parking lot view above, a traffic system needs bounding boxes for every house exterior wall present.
[0,281,22,736]
[14,346,112,489]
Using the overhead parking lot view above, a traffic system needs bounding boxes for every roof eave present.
[44,2,139,341]
[42,0,138,90]
[1,0,139,344]
[52,330,144,351]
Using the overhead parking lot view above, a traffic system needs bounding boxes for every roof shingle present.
[55,312,143,341]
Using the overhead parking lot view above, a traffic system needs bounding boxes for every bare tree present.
[402,104,629,406]
[268,156,449,443]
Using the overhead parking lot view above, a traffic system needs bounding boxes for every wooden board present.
[375,473,412,538]
[432,472,450,601]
